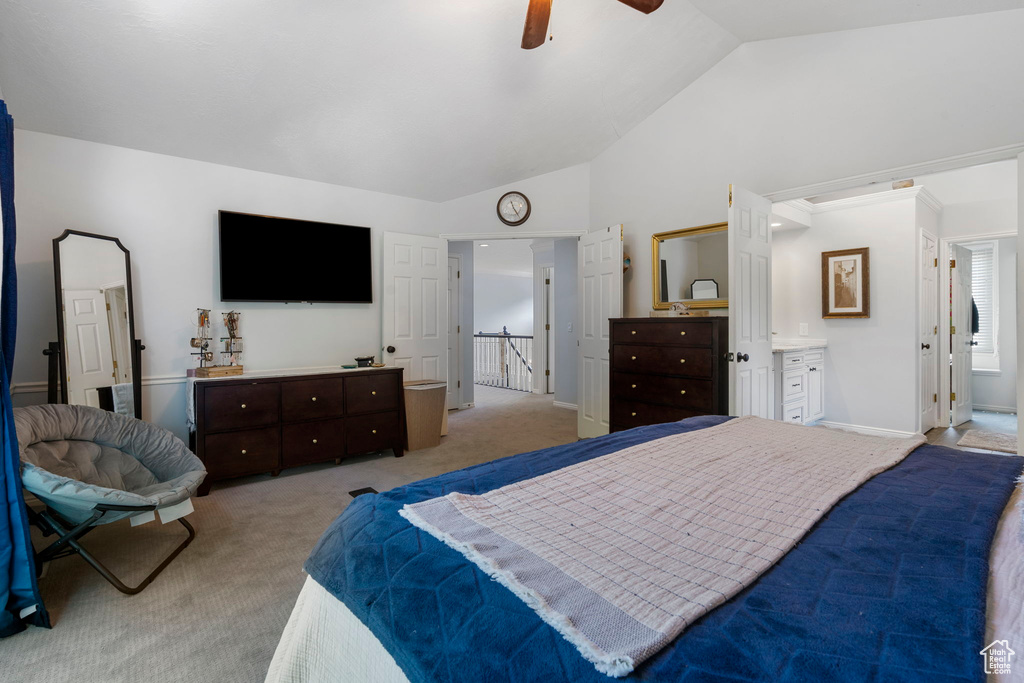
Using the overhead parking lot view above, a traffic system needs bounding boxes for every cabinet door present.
[807,364,824,422]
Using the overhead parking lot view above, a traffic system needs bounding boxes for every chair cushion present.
[14,404,206,524]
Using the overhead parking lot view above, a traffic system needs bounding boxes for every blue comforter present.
[306,416,1022,682]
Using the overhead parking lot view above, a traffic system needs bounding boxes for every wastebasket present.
[403,380,447,451]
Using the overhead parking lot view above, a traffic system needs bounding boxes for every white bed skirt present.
[267,483,1024,683]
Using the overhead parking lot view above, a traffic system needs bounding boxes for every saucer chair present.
[14,404,206,595]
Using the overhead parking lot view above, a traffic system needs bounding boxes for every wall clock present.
[497,191,531,226]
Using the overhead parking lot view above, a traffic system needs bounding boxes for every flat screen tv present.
[219,211,372,303]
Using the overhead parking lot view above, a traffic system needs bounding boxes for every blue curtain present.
[0,100,48,637]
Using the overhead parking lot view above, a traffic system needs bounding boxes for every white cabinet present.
[773,347,825,425]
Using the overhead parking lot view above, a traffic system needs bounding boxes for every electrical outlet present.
[799,323,809,336]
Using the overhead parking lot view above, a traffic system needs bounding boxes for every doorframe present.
[447,252,463,409]
[918,228,939,433]
[938,230,1017,427]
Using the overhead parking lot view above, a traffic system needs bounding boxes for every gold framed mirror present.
[651,222,728,310]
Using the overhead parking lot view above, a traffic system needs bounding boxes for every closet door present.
[728,186,774,419]
[950,244,973,426]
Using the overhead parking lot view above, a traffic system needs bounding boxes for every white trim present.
[552,401,578,411]
[973,368,1002,377]
[973,404,1017,414]
[765,143,1024,203]
[440,230,589,241]
[816,420,921,439]
[801,186,942,214]
[448,252,463,410]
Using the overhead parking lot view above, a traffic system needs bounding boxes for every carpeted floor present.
[0,386,576,683]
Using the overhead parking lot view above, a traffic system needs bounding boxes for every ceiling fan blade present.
[616,0,664,14]
[522,0,552,50]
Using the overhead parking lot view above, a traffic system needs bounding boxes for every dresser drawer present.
[611,372,714,411]
[203,427,279,478]
[282,418,345,467]
[282,378,345,422]
[781,353,805,368]
[347,412,401,454]
[345,375,400,414]
[612,321,712,347]
[612,345,714,378]
[611,401,701,431]
[203,383,280,432]
[782,369,806,401]
[782,403,805,424]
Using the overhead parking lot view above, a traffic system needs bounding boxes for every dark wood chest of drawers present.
[193,368,405,495]
[609,317,729,432]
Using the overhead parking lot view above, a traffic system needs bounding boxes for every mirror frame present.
[52,229,141,419]
[651,221,729,310]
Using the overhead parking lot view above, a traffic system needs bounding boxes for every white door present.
[447,255,461,409]
[63,288,115,407]
[382,232,448,384]
[728,186,774,419]
[951,243,974,426]
[919,232,939,431]
[577,226,623,438]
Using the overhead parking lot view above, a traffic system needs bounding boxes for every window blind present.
[969,243,995,354]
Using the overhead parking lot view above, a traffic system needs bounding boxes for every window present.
[965,241,998,370]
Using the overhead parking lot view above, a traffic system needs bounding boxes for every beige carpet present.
[0,387,576,683]
[957,429,1018,454]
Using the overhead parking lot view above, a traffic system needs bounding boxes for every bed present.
[267,416,1024,683]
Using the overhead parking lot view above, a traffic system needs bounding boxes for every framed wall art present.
[821,247,869,318]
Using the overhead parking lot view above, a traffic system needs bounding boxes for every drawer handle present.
[312,439,318,444]
[680,390,686,395]
[241,403,246,409]
[792,383,800,388]
[311,396,317,402]
[631,412,637,417]
[241,449,247,455]
[631,330,636,335]
[631,356,637,360]
[372,429,377,434]
[680,331,686,336]
[371,391,377,395]
[679,359,686,364]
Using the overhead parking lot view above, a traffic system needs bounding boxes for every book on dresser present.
[609,317,729,432]
[191,367,406,496]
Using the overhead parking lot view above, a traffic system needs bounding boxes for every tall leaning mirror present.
[51,230,142,418]
[652,222,729,310]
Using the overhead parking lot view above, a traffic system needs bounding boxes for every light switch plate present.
[799,323,809,336]
[568,322,573,333]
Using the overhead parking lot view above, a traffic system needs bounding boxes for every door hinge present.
[112,360,118,369]
[728,184,733,207]
[545,370,550,376]
[951,325,956,334]
[106,302,111,311]
[950,259,956,268]
[545,324,550,330]
[457,325,460,333]
[933,394,937,403]
[933,257,938,267]
[934,325,937,334]
[457,380,460,388]
[545,279,550,285]
[951,392,957,401]
[457,270,460,278]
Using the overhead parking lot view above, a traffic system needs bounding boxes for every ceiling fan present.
[522,0,664,49]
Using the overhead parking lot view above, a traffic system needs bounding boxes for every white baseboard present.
[973,404,1017,414]
[816,420,921,439]
[460,402,475,409]
[552,401,578,411]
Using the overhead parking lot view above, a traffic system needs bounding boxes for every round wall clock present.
[497,191,531,226]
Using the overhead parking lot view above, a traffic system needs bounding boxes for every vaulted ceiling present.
[1,0,1020,202]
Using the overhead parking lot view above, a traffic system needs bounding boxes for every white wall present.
[589,11,1024,317]
[553,238,578,407]
[473,273,533,336]
[440,164,590,235]
[13,130,441,439]
[772,193,920,433]
[939,197,1017,240]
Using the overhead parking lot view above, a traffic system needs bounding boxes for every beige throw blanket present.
[400,416,925,677]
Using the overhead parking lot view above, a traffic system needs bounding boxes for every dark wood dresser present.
[193,367,405,495]
[609,317,729,432]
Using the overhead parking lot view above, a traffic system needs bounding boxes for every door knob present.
[969,341,979,346]
[386,345,396,354]
[736,353,749,363]
[921,343,931,350]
